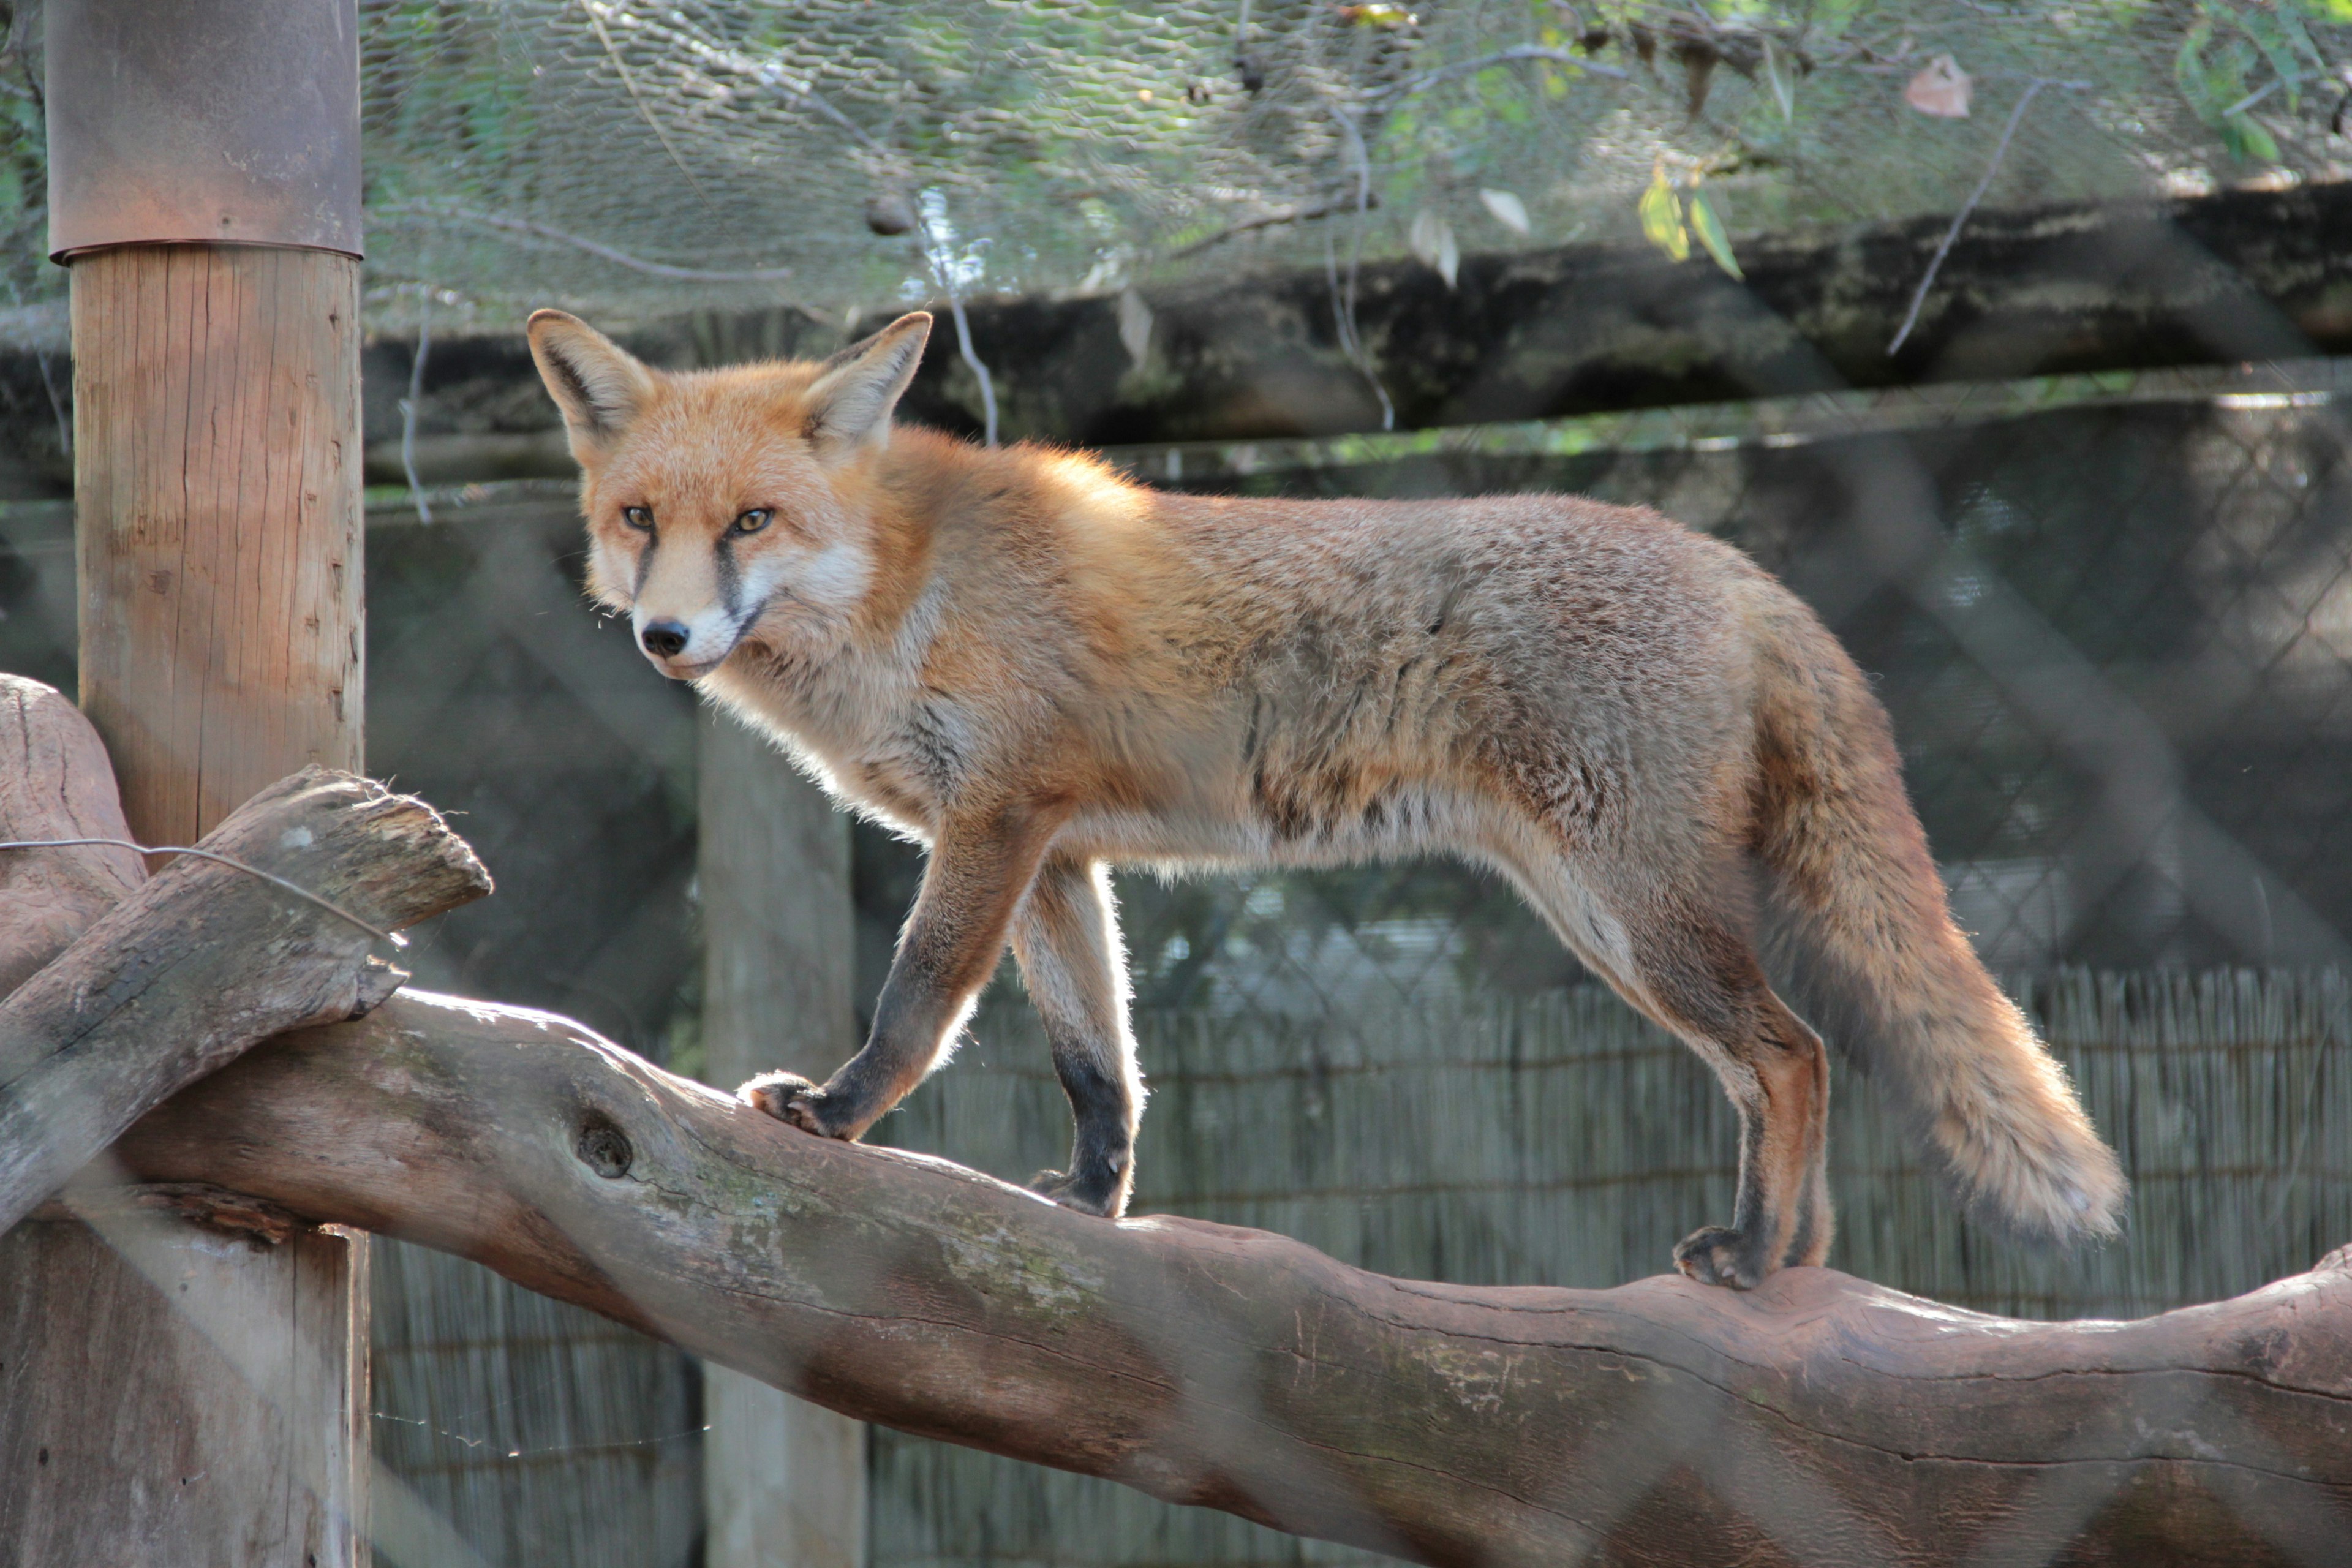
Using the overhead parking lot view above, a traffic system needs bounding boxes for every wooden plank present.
[3,236,375,1567]
[697,707,866,1568]
[287,180,2352,480]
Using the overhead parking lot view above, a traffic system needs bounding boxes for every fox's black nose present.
[640,620,690,658]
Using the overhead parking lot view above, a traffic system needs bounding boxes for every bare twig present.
[601,9,1005,431]
[1378,42,1627,104]
[399,299,434,525]
[578,0,722,222]
[938,280,1000,449]
[1174,194,1371,258]
[1327,108,1396,431]
[1888,80,2049,356]
[377,205,795,283]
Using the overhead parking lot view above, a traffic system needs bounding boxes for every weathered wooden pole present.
[0,3,372,1563]
[698,709,869,1568]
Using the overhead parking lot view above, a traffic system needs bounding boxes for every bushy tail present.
[1749,608,2126,1243]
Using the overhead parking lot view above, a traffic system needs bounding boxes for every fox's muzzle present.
[631,608,745,679]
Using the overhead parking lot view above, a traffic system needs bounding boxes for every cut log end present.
[208,763,494,931]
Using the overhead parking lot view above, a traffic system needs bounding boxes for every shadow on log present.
[104,996,2352,1568]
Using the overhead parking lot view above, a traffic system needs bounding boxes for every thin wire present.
[0,838,404,946]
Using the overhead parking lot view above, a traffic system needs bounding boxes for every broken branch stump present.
[0,693,491,1230]
[105,992,2352,1568]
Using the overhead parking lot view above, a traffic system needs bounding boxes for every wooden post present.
[70,245,366,835]
[0,3,373,1562]
[698,709,868,1568]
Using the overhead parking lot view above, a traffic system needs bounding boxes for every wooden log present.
[0,1194,371,1567]
[697,708,868,1568]
[0,760,491,1232]
[0,676,145,995]
[0,689,404,1566]
[312,180,2352,483]
[103,992,2352,1568]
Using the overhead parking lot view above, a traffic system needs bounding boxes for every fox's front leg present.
[1009,856,1143,1218]
[743,804,1058,1141]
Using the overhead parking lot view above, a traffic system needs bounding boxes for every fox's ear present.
[527,309,657,456]
[803,311,932,455]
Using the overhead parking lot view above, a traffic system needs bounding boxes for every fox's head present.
[525,309,933,679]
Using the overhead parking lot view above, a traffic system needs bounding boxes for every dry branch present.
[105,995,2352,1568]
[0,682,491,1231]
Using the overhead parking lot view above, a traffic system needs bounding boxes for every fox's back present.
[1010,483,1775,866]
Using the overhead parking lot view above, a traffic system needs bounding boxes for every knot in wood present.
[575,1112,633,1180]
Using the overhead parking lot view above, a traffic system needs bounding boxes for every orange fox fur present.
[527,307,2127,1287]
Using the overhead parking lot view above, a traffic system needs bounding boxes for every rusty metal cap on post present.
[45,0,363,262]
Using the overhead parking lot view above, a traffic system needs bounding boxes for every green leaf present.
[2176,23,2218,118]
[2277,4,2326,67]
[1688,191,1742,279]
[1638,162,1689,263]
[2223,110,2281,163]
[2239,7,2308,109]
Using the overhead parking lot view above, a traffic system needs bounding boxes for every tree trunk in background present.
[0,242,371,1566]
[698,707,867,1568]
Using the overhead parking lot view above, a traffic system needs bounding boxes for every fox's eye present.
[733,509,773,535]
[622,506,654,532]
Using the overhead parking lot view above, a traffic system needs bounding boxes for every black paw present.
[740,1071,856,1139]
[1673,1224,1771,1290]
[1029,1168,1125,1218]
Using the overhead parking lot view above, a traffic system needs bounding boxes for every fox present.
[525,305,2127,1289]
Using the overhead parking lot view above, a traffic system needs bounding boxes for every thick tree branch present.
[106,995,2352,1567]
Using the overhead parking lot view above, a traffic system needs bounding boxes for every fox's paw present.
[1673,1225,1772,1291]
[741,1071,856,1140]
[1028,1169,1123,1218]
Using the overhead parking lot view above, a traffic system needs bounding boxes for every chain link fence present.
[6,356,2352,1562]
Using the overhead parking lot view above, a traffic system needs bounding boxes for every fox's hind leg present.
[1009,856,1142,1217]
[1781,1101,1835,1270]
[1637,935,1830,1288]
[1505,849,1831,1288]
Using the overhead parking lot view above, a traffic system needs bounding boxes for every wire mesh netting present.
[4,1,2352,339]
